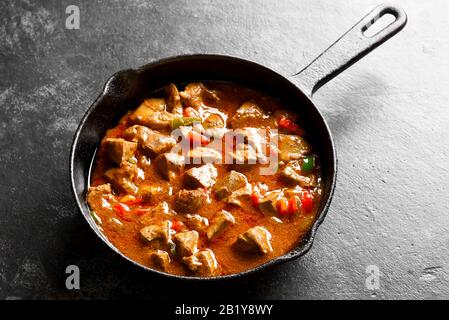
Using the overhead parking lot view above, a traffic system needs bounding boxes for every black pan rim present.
[69,53,337,281]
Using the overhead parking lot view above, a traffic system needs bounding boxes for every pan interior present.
[70,55,336,278]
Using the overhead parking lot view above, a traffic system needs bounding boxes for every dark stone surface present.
[1,0,448,299]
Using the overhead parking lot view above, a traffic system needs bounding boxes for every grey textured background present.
[1,0,448,299]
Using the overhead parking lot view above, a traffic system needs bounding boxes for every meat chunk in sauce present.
[121,161,144,179]
[179,82,220,109]
[86,183,113,213]
[124,125,176,157]
[104,138,137,165]
[214,170,248,200]
[87,183,111,203]
[187,147,222,165]
[203,113,225,129]
[138,185,164,204]
[104,166,139,194]
[130,98,176,130]
[174,189,205,213]
[281,160,317,187]
[258,190,282,216]
[206,210,235,240]
[149,250,171,271]
[155,153,185,181]
[185,214,209,232]
[182,249,218,276]
[144,111,176,130]
[131,98,165,118]
[165,83,183,117]
[174,230,199,257]
[184,163,218,189]
[226,183,252,207]
[140,220,172,244]
[138,202,172,227]
[277,134,311,162]
[229,101,273,128]
[213,170,252,207]
[234,226,273,254]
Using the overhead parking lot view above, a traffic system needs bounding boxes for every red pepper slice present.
[287,196,299,215]
[301,191,314,214]
[276,198,289,216]
[184,107,199,117]
[278,117,305,136]
[113,203,131,221]
[119,195,142,206]
[132,207,152,216]
[250,192,261,207]
[171,220,184,232]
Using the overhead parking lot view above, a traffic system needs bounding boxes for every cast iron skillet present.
[70,4,407,280]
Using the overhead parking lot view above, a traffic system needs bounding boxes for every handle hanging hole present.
[362,13,396,37]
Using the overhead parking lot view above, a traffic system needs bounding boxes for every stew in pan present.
[87,82,322,276]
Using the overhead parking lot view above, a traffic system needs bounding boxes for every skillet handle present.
[294,4,407,97]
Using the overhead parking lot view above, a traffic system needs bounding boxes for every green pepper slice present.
[301,155,316,172]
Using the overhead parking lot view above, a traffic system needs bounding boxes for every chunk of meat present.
[258,190,282,216]
[138,202,172,226]
[182,249,218,276]
[123,124,148,144]
[277,134,311,162]
[144,111,176,130]
[140,220,172,244]
[234,226,273,254]
[174,189,205,213]
[130,98,176,130]
[155,153,185,181]
[149,250,171,271]
[138,185,164,204]
[103,138,137,165]
[185,214,209,231]
[86,183,113,212]
[120,161,145,180]
[131,98,165,121]
[184,163,218,189]
[124,125,176,157]
[104,167,138,194]
[187,147,222,165]
[87,183,112,203]
[214,170,248,200]
[226,183,252,207]
[206,210,235,240]
[174,230,199,257]
[229,101,274,128]
[281,161,317,187]
[179,82,220,109]
[165,83,183,116]
[203,113,225,129]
